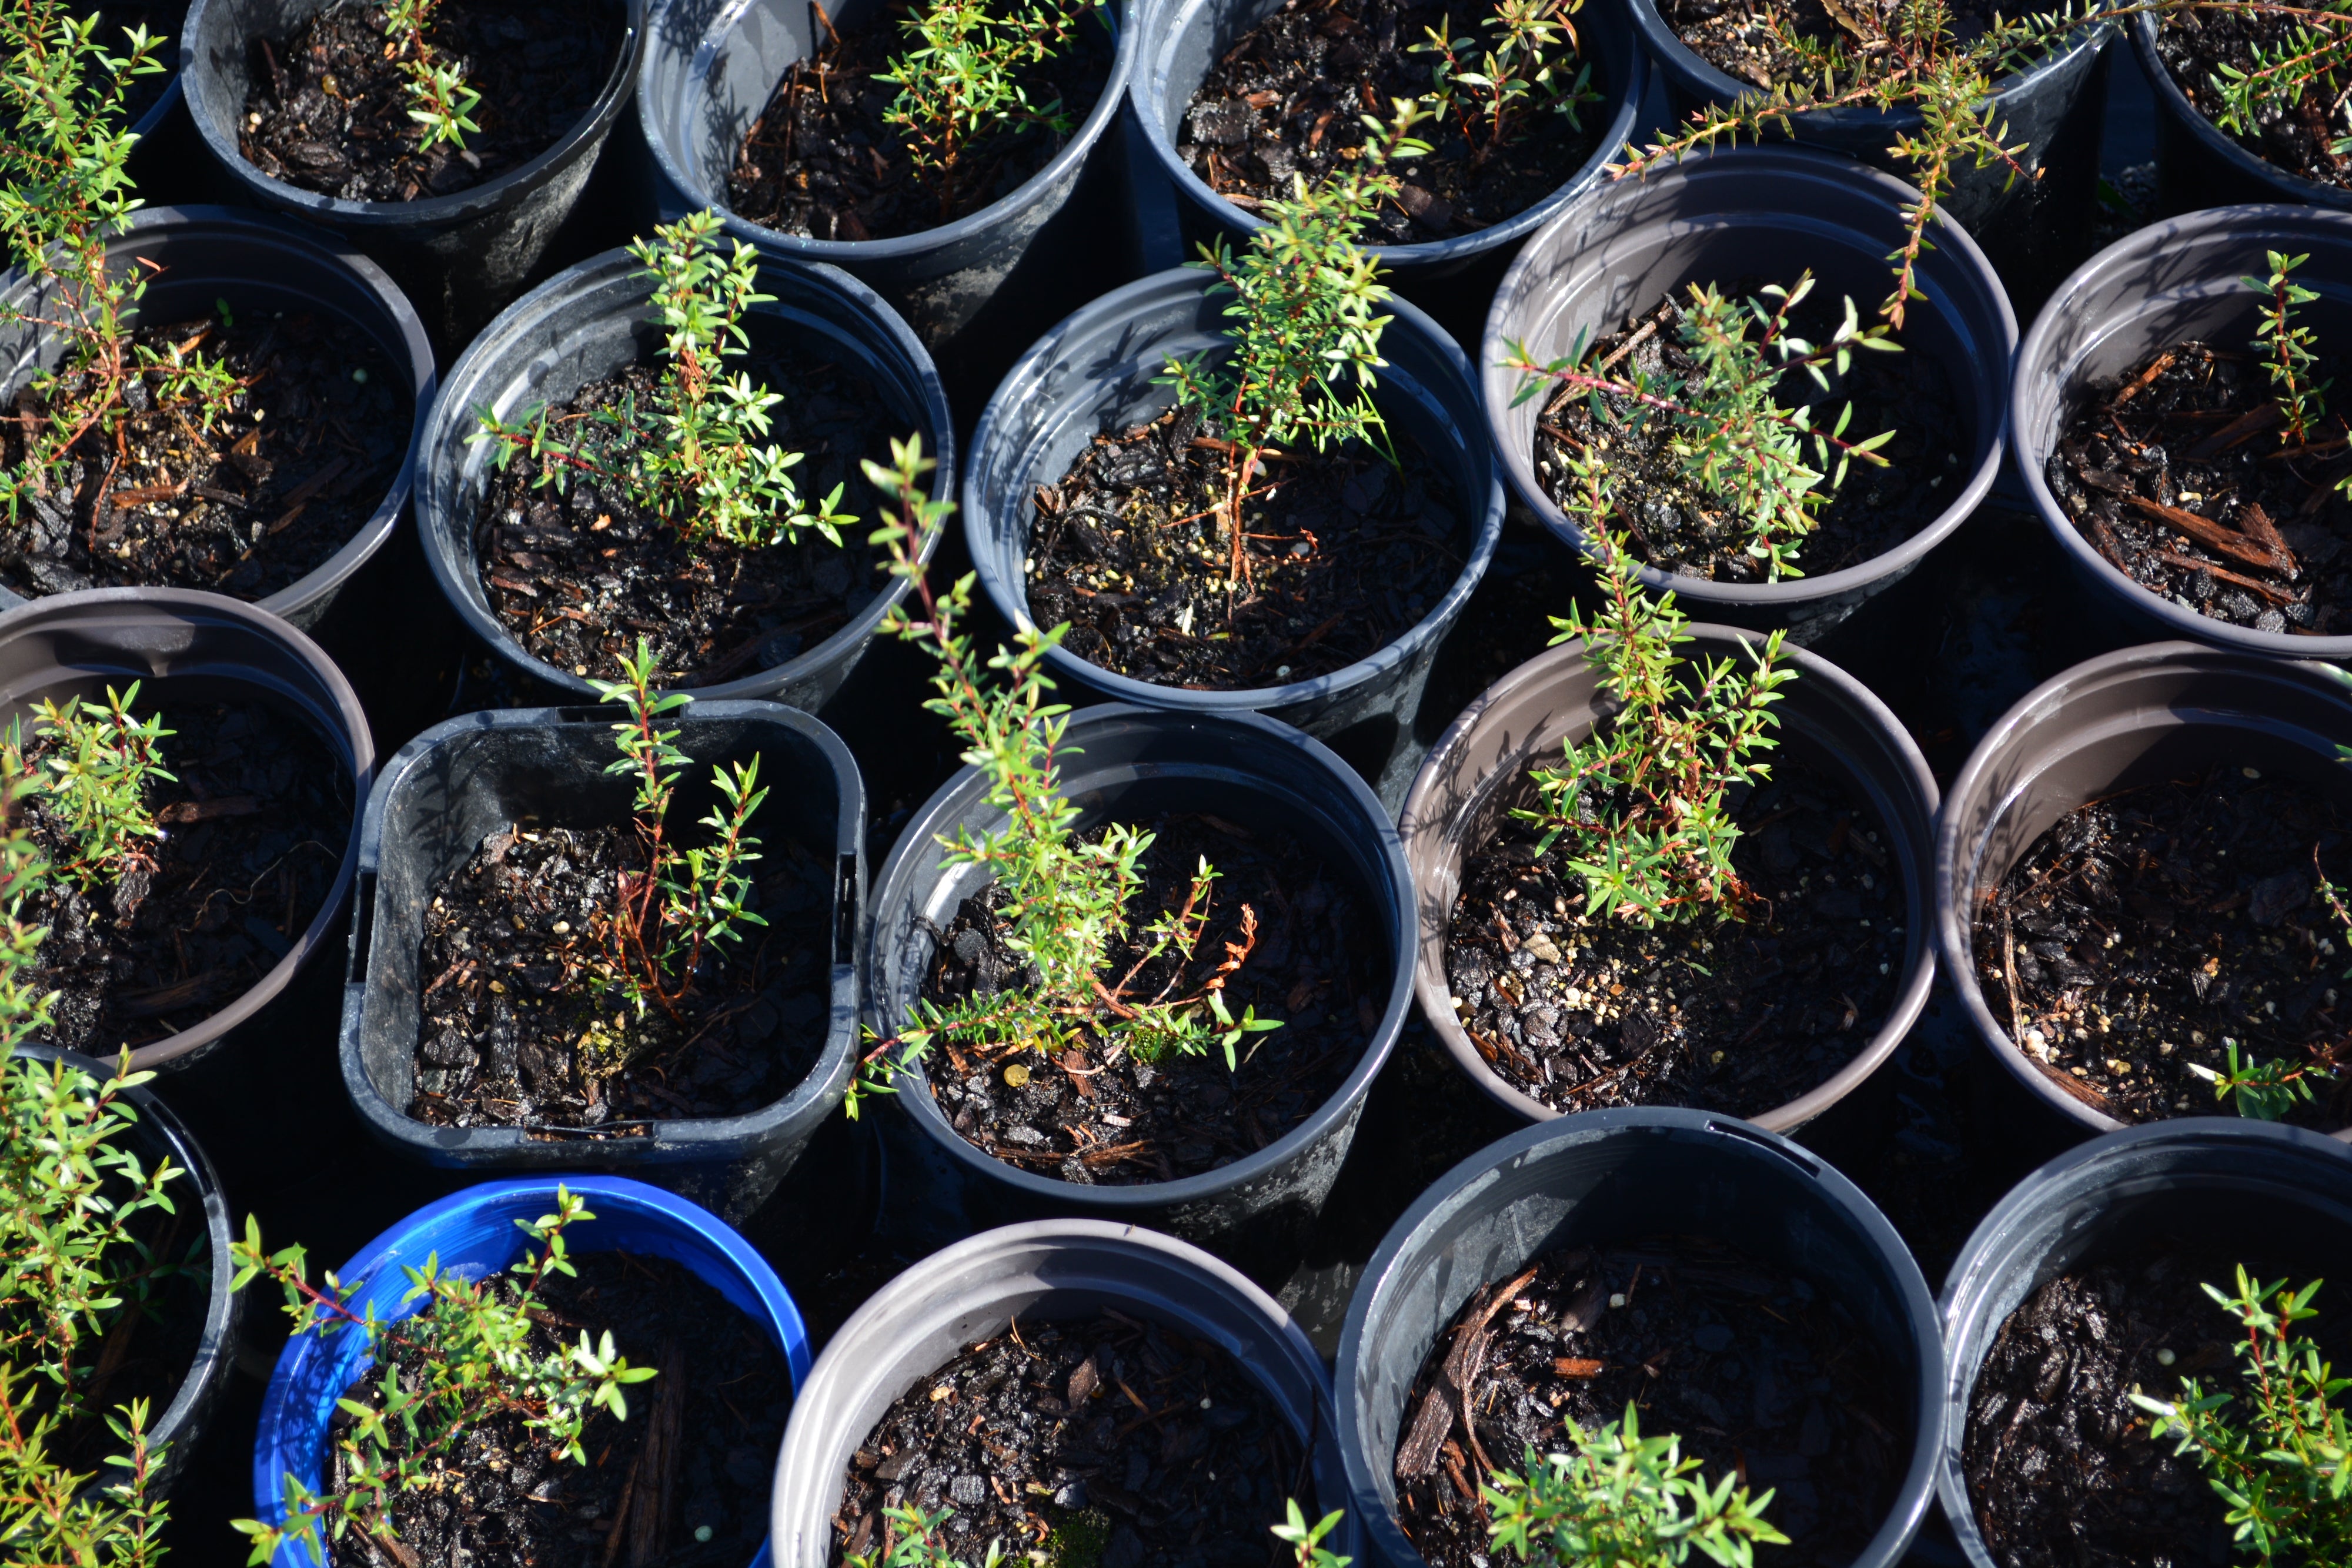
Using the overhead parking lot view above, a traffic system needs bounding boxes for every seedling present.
[878,0,1105,222]
[2190,1037,2338,1120]
[1274,1500,1353,1567]
[383,0,480,153]
[227,1188,657,1565]
[2250,250,2330,446]
[845,1497,1343,1568]
[1484,1406,1788,1568]
[845,437,1281,1117]
[1412,0,1598,162]
[5,683,172,893]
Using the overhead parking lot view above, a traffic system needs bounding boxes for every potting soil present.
[1658,0,2006,88]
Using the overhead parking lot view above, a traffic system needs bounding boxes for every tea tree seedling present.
[5,683,172,894]
[1412,0,1598,162]
[878,0,1105,222]
[2189,1036,2338,1120]
[383,0,480,152]
[846,1502,1009,1568]
[2250,250,2330,446]
[1484,1406,1788,1568]
[228,1187,657,1565]
[0,1368,166,1568]
[1274,1500,1353,1567]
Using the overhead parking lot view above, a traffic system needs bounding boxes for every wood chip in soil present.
[2154,7,2352,190]
[1392,1235,1905,1568]
[923,811,1381,1184]
[1026,404,1465,689]
[1659,0,2006,91]
[18,700,349,1052]
[1971,763,2352,1130]
[831,1311,1307,1567]
[238,0,626,202]
[1444,754,1905,1118]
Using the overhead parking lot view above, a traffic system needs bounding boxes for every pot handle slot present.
[833,853,859,968]
[346,871,377,985]
[1702,1116,1822,1179]
[554,706,606,724]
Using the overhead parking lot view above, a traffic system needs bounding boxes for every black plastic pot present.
[1398,627,1939,1134]
[0,588,372,1072]
[965,268,1504,810]
[0,206,434,637]
[769,1218,1358,1567]
[1481,147,2014,643]
[2130,9,2352,217]
[182,0,647,356]
[866,705,1414,1262]
[416,243,951,709]
[2014,203,2352,658]
[339,701,866,1221]
[1934,641,2352,1141]
[1336,1108,1943,1568]
[1937,1118,2352,1564]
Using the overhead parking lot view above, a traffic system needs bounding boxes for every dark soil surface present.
[408,818,833,1134]
[831,1311,1307,1567]
[238,0,626,203]
[1444,755,1907,1118]
[2044,340,2352,634]
[727,2,1115,242]
[0,312,407,602]
[1392,1236,1905,1568]
[1533,285,1970,581]
[327,1251,791,1568]
[1659,0,2003,88]
[1026,405,1465,688]
[476,345,907,688]
[921,811,1381,1184]
[96,1,185,128]
[1177,0,1605,242]
[2155,9,2352,190]
[1963,1243,2352,1568]
[18,700,349,1054]
[1973,764,2352,1130]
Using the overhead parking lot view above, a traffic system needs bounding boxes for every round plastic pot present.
[770,1218,1357,1566]
[1397,627,1939,1134]
[2013,203,2352,658]
[965,268,1505,809]
[252,1174,810,1568]
[1933,641,2352,1140]
[340,701,866,1221]
[1481,147,2015,643]
[13,1044,240,1497]
[866,704,1414,1256]
[0,588,372,1072]
[182,0,647,356]
[0,205,434,636]
[1936,1118,2352,1564]
[2130,9,2352,216]
[417,244,951,708]
[1337,1108,1943,1568]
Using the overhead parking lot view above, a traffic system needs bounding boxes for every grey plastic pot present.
[770,1219,1358,1567]
[1482,147,2015,643]
[339,701,866,1221]
[866,704,1414,1257]
[2014,203,2352,657]
[0,206,434,636]
[1337,1108,1943,1568]
[417,243,951,709]
[1398,627,1939,1135]
[1937,1118,2352,1564]
[966,267,1505,810]
[182,0,647,356]
[0,589,372,1072]
[1933,641,2352,1141]
[2130,9,2352,217]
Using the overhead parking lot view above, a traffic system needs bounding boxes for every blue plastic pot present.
[250,1175,811,1567]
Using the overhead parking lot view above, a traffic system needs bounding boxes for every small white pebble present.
[2156,1348,2177,1367]
[351,367,368,383]
[694,1525,714,1543]
[1199,1397,1212,1410]
[2243,767,2261,779]
[552,921,571,935]
[1609,1293,1627,1309]
[1877,962,1889,975]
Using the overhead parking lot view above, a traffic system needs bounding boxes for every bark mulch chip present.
[328,1251,792,1568]
[1658,0,2006,88]
[1392,1235,1905,1568]
[921,811,1381,1184]
[2154,9,2352,190]
[2044,340,2352,635]
[1026,405,1465,689]
[238,0,626,203]
[20,700,350,1054]
[1972,763,2352,1130]
[1444,755,1905,1118]
[832,1310,1307,1568]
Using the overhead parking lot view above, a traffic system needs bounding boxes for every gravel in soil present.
[326,1251,791,1568]
[726,3,1115,242]
[921,811,1381,1184]
[1444,755,1906,1118]
[1658,0,2004,89]
[2044,340,2352,634]
[1972,764,2352,1130]
[1025,404,1465,688]
[1392,1235,1905,1568]
[408,820,834,1133]
[238,0,626,203]
[1176,0,1605,242]
[1533,285,1970,582]
[0,311,407,601]
[475,343,908,688]
[1963,1243,2352,1568]
[19,700,349,1054]
[831,1310,1307,1567]
[2154,9,2352,190]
